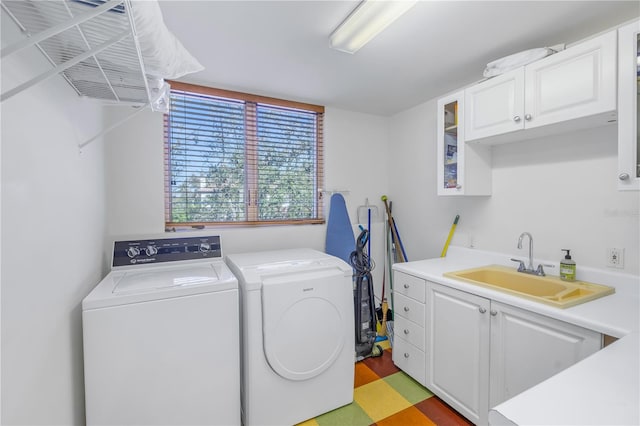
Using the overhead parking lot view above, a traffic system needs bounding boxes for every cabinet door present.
[427,282,490,425]
[489,301,601,407]
[617,20,640,191]
[437,91,465,194]
[465,69,525,141]
[437,91,492,196]
[524,30,616,130]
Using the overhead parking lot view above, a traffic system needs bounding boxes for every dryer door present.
[262,268,352,381]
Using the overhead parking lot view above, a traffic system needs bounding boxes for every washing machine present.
[82,235,240,426]
[225,248,355,426]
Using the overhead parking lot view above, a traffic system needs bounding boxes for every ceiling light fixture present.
[329,0,418,54]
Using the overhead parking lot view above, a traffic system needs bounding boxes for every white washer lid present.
[114,265,220,294]
[83,261,238,310]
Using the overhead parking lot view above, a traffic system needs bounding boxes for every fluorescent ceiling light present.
[329,0,418,54]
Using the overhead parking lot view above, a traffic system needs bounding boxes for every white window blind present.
[164,82,324,227]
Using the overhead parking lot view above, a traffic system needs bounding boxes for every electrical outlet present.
[606,247,624,268]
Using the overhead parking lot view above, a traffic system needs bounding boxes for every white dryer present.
[82,235,240,426]
[225,249,355,426]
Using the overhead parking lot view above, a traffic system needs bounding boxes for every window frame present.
[164,81,325,228]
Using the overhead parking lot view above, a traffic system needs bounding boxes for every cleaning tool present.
[357,198,379,224]
[376,255,387,338]
[381,195,408,262]
[379,298,389,337]
[325,193,355,264]
[367,208,371,262]
[385,216,395,311]
[383,209,395,347]
[350,228,382,360]
[441,214,460,257]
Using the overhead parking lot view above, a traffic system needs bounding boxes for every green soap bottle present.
[560,249,576,282]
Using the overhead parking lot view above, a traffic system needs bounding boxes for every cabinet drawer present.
[394,292,425,326]
[393,337,426,386]
[395,315,425,351]
[394,272,426,302]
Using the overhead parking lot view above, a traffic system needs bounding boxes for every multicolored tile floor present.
[298,341,473,426]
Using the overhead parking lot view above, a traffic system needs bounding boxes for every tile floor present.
[299,342,473,426]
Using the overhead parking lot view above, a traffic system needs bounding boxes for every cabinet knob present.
[404,353,410,358]
[525,114,532,121]
[403,329,410,335]
[619,173,630,181]
[479,307,487,314]
[490,310,497,316]
[513,115,521,122]
[404,284,410,289]
[403,306,410,312]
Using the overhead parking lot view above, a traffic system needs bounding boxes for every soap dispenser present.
[560,249,576,282]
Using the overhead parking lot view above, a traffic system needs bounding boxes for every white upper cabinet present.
[617,19,640,191]
[464,68,526,140]
[465,30,617,143]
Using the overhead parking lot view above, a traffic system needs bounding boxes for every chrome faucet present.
[511,232,546,276]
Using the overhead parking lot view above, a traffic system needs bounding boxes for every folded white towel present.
[483,46,561,78]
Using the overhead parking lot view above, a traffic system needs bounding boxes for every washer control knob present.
[199,243,211,253]
[126,246,140,258]
[145,245,158,256]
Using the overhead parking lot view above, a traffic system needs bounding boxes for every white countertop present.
[393,246,640,426]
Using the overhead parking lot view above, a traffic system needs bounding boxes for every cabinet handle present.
[404,284,410,289]
[456,184,462,190]
[513,115,521,122]
[403,306,410,312]
[490,310,497,316]
[525,114,532,121]
[479,307,487,314]
[404,353,410,358]
[403,329,410,335]
[619,173,630,181]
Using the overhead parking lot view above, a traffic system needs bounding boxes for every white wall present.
[1,18,106,426]
[389,99,640,276]
[105,105,390,294]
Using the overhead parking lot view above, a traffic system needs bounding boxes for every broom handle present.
[441,215,460,257]
[381,196,405,263]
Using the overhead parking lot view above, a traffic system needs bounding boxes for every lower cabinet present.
[393,274,603,426]
[426,282,491,425]
[392,272,427,386]
[488,301,601,407]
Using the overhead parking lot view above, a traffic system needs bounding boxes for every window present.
[164,82,324,227]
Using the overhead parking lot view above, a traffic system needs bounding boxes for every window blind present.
[164,82,324,227]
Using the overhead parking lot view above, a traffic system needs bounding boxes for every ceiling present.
[159,1,639,116]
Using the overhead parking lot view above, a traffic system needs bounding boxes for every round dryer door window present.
[261,268,352,381]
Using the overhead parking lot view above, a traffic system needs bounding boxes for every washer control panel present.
[112,235,222,267]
